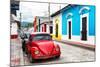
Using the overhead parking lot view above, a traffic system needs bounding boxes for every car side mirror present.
[50,35,52,39]
[29,37,32,41]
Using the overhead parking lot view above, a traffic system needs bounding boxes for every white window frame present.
[79,7,90,14]
[80,13,89,40]
[67,18,72,39]
[66,13,73,18]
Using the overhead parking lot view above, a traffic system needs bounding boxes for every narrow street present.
[10,1,96,67]
[10,38,95,66]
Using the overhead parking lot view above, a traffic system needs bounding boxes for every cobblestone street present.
[10,38,95,66]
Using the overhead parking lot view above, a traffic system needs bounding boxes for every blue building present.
[51,4,95,45]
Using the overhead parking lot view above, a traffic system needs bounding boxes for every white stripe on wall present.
[62,35,95,45]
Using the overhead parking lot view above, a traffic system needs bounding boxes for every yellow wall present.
[52,16,61,40]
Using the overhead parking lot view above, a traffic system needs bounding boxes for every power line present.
[19,0,68,4]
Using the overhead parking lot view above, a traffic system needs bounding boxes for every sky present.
[17,0,68,23]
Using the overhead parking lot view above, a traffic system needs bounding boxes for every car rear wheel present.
[55,55,60,58]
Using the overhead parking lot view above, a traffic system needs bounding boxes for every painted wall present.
[11,23,18,39]
[62,5,95,36]
[40,23,50,33]
[52,13,62,40]
[11,14,19,39]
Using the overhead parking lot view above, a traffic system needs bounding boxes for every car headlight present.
[34,50,39,55]
[56,46,59,51]
[53,41,60,51]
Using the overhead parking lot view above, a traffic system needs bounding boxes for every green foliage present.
[27,23,33,28]
[22,22,33,28]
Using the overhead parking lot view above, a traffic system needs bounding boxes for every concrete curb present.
[55,40,95,51]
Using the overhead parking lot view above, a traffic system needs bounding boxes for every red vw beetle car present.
[25,32,61,63]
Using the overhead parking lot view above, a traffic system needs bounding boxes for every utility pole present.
[20,12,22,30]
[48,2,50,25]
[48,2,51,33]
[59,4,61,10]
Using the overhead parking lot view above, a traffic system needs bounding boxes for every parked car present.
[25,32,61,63]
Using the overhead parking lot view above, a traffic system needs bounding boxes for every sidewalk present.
[55,40,95,51]
[10,38,24,66]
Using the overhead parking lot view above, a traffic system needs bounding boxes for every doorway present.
[68,21,71,39]
[44,24,46,32]
[50,26,53,34]
[55,23,58,37]
[81,16,87,40]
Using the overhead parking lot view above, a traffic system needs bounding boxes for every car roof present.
[30,32,50,35]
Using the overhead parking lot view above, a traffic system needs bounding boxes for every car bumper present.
[32,53,60,59]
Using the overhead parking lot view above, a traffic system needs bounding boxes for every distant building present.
[51,4,95,45]
[33,16,37,32]
[34,16,53,34]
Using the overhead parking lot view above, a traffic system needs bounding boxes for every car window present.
[32,34,52,41]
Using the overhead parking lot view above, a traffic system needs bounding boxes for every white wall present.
[40,23,51,33]
[47,24,50,33]
[11,23,18,35]
[62,35,95,45]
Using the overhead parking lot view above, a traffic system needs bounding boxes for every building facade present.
[34,16,53,34]
[52,14,62,40]
[51,4,95,45]
[11,0,20,39]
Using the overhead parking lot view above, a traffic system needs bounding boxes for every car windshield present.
[32,34,52,41]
